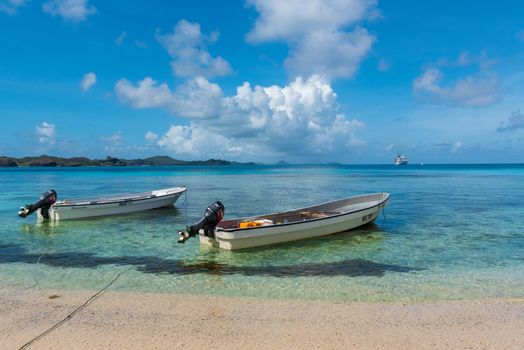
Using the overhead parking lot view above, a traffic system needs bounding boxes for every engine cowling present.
[18,189,57,219]
[186,201,224,238]
[178,201,224,243]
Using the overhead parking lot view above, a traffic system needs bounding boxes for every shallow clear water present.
[1,164,523,302]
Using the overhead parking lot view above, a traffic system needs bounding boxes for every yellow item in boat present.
[239,219,273,228]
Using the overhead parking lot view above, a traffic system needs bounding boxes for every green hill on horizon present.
[0,155,254,167]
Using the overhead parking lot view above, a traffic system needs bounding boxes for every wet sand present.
[1,287,523,350]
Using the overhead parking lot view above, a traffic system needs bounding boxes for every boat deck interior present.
[218,193,388,230]
[55,192,158,206]
[53,187,185,207]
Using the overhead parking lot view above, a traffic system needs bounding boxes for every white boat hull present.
[37,187,186,221]
[199,193,389,250]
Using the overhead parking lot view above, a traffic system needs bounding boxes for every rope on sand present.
[18,267,132,350]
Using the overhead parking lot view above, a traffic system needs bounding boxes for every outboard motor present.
[18,189,57,220]
[178,201,224,243]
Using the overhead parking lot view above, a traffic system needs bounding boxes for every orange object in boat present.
[239,219,273,228]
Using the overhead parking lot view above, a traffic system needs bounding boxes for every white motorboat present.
[18,187,186,221]
[179,193,389,250]
[394,154,408,165]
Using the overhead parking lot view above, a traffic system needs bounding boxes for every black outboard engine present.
[18,189,57,220]
[178,201,224,243]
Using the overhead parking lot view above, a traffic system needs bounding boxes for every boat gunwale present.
[52,187,186,208]
[216,192,389,234]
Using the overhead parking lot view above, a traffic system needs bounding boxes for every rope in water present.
[18,266,132,350]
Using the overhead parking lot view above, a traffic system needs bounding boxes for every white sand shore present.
[1,287,523,350]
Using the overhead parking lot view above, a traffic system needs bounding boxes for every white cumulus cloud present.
[285,27,375,79]
[246,0,377,80]
[43,0,96,23]
[115,77,174,109]
[219,75,365,154]
[157,20,232,78]
[80,72,96,92]
[101,131,123,152]
[36,122,56,144]
[0,0,26,14]
[172,77,223,118]
[413,68,500,107]
[116,75,365,158]
[157,124,249,157]
[414,52,501,107]
[145,131,158,142]
[246,0,376,42]
[115,76,222,119]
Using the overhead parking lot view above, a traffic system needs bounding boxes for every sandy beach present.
[1,287,523,350]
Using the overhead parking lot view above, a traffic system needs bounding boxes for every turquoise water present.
[1,164,523,302]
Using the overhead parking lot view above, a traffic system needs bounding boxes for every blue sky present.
[1,0,523,164]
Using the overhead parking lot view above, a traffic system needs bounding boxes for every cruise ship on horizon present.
[394,154,408,165]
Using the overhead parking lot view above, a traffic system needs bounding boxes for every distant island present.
[0,155,256,167]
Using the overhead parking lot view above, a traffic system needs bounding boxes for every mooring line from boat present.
[18,266,133,350]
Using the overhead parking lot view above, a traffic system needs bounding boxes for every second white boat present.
[18,187,186,221]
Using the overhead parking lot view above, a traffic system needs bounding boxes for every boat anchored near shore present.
[18,187,186,221]
[178,193,390,250]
